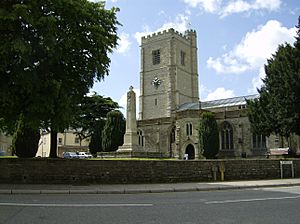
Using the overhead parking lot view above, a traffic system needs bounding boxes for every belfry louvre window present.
[152,49,160,65]
[221,121,233,150]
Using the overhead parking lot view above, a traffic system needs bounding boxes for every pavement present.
[1,178,300,194]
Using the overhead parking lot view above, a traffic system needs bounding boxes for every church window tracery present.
[186,123,193,136]
[137,130,144,147]
[221,121,233,150]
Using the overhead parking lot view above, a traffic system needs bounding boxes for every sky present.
[90,0,299,114]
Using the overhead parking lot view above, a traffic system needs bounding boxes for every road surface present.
[0,186,300,224]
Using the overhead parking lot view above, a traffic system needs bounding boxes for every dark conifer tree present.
[247,16,300,137]
[102,111,126,152]
[199,112,219,159]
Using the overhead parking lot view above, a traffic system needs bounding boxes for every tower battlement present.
[141,28,196,43]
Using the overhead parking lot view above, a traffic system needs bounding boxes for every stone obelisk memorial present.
[118,86,140,152]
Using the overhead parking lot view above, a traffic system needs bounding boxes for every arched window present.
[137,130,144,147]
[186,123,193,136]
[221,121,233,150]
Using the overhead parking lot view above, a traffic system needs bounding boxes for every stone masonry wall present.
[0,158,299,184]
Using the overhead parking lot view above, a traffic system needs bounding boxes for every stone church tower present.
[139,29,199,120]
[135,29,202,159]
[130,28,286,159]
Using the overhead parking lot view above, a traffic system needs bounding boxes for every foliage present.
[247,17,300,138]
[12,116,40,158]
[72,93,119,141]
[102,111,125,152]
[199,112,219,159]
[89,119,106,156]
[0,0,119,157]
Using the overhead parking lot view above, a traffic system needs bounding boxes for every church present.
[0,28,296,158]
[119,28,292,159]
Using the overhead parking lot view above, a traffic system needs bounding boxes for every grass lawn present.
[90,157,176,161]
[0,156,176,160]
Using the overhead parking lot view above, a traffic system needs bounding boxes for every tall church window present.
[152,49,160,65]
[252,134,266,149]
[186,123,193,136]
[180,50,186,66]
[221,121,233,150]
[137,130,144,147]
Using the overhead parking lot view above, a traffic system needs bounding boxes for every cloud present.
[134,14,190,44]
[207,20,296,74]
[248,67,265,94]
[116,32,131,54]
[183,0,222,13]
[134,25,152,45]
[183,0,282,18]
[207,56,249,74]
[118,88,140,118]
[204,87,235,101]
[220,0,281,17]
[159,14,190,33]
[199,84,209,99]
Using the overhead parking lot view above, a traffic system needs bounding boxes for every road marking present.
[0,203,153,207]
[205,195,300,204]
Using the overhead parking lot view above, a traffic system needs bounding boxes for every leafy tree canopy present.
[71,93,119,141]
[0,0,119,157]
[247,16,300,137]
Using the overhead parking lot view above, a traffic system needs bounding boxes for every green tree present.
[12,116,40,158]
[72,93,119,142]
[89,119,106,156]
[247,17,300,138]
[102,111,125,152]
[0,0,119,157]
[199,112,219,159]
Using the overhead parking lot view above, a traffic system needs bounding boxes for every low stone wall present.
[0,158,299,184]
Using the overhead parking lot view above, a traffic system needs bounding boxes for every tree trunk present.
[49,129,58,158]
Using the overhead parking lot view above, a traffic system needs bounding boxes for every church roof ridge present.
[202,94,259,104]
[201,94,259,109]
[177,94,259,111]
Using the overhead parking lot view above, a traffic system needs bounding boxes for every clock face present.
[151,76,162,88]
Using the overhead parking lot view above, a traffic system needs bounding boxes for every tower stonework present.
[139,29,199,120]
